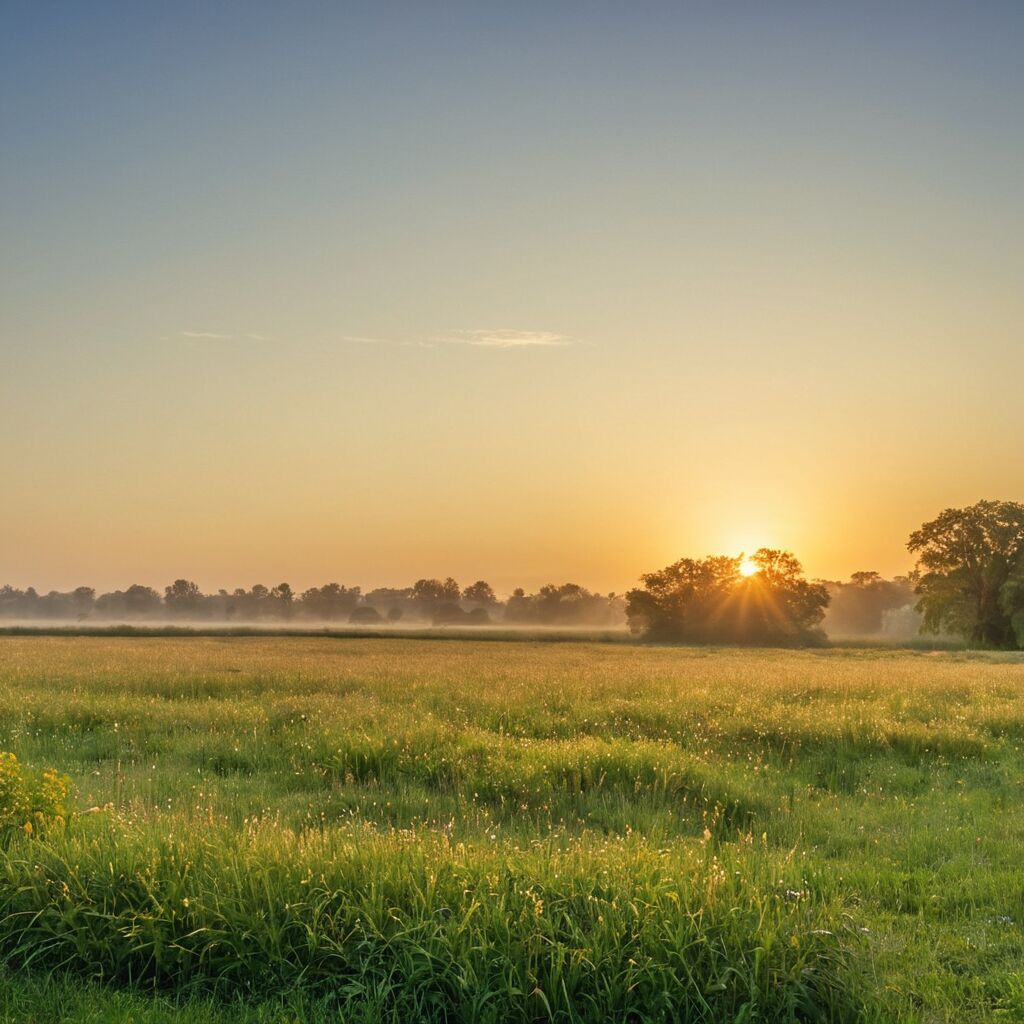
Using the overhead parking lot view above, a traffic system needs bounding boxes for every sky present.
[2,1,1022,596]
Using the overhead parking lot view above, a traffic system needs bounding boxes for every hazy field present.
[0,637,1022,1022]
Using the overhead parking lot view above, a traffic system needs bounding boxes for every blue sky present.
[2,2,1022,592]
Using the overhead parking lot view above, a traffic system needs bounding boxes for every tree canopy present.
[908,499,1024,648]
[626,548,829,645]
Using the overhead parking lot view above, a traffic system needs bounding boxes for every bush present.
[0,752,72,838]
[432,603,467,625]
[348,606,383,625]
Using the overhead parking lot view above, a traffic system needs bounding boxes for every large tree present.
[908,500,1024,648]
[626,549,828,645]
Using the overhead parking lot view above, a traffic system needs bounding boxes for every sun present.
[739,556,759,577]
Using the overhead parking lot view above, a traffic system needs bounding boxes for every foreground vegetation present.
[0,638,1022,1021]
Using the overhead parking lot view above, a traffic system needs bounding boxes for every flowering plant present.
[0,751,72,838]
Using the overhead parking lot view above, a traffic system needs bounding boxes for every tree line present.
[0,577,626,628]
[2,500,1021,648]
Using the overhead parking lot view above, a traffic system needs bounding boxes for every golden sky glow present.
[1,6,1022,594]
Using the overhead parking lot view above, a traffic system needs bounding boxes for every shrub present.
[0,752,72,838]
[348,605,383,625]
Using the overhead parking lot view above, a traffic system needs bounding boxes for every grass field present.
[0,637,1022,1022]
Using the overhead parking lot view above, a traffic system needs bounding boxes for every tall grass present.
[0,637,1022,1020]
[0,821,861,1022]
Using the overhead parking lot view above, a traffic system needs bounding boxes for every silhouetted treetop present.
[462,581,497,606]
[626,549,828,645]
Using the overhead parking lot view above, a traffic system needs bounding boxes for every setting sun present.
[739,557,759,577]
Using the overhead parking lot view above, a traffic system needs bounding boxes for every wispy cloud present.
[437,329,573,349]
[177,328,572,350]
[344,329,574,350]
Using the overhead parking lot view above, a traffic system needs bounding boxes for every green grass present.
[0,638,1022,1022]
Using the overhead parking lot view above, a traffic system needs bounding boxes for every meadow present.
[0,636,1022,1023]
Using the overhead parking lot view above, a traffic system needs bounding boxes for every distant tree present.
[908,500,1024,648]
[125,585,161,614]
[536,584,574,623]
[411,579,442,606]
[411,578,461,620]
[95,589,123,618]
[822,572,914,636]
[0,585,40,618]
[244,584,270,619]
[70,586,96,619]
[462,580,497,606]
[363,587,414,617]
[850,570,881,587]
[206,589,231,619]
[504,588,530,622]
[0,586,23,617]
[228,587,248,619]
[164,579,203,616]
[95,584,162,619]
[299,583,361,620]
[38,590,78,618]
[502,583,624,626]
[626,549,828,645]
[386,606,404,622]
[270,583,294,619]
